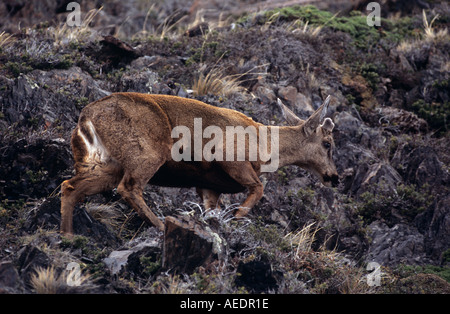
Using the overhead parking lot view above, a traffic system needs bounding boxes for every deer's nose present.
[331,174,339,187]
[324,173,339,187]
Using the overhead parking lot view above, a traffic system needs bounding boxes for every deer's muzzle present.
[324,174,339,188]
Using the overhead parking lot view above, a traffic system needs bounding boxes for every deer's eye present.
[323,141,331,150]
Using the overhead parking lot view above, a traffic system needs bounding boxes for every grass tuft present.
[30,265,93,294]
[192,67,246,97]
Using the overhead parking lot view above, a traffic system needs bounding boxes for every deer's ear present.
[277,98,302,126]
[321,117,335,132]
[303,95,332,137]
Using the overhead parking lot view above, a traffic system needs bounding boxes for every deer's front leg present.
[234,183,263,218]
[220,162,263,218]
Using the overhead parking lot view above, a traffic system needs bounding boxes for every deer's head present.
[278,95,339,187]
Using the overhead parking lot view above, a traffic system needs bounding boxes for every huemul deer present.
[60,92,338,236]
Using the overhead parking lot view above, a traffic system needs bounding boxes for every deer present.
[60,92,338,236]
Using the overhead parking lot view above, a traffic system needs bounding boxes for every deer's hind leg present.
[60,160,123,237]
[196,188,221,211]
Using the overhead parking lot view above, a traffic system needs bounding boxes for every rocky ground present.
[0,0,449,294]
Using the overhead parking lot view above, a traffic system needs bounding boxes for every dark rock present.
[0,138,72,200]
[97,35,139,69]
[392,144,448,188]
[127,244,161,277]
[23,197,62,232]
[278,86,314,114]
[16,245,50,287]
[342,161,402,197]
[162,216,224,274]
[366,222,429,266]
[0,0,59,32]
[254,85,276,106]
[103,239,161,277]
[235,260,280,293]
[119,69,160,93]
[0,261,23,293]
[3,67,110,130]
[129,55,159,69]
[370,107,427,134]
[333,111,380,170]
[415,196,450,264]
[357,162,402,196]
[185,22,209,37]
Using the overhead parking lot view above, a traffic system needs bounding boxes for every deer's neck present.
[268,125,304,169]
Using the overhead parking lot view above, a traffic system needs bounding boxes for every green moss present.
[61,235,89,251]
[391,18,419,40]
[411,99,450,134]
[262,6,378,48]
[359,63,380,91]
[357,183,433,224]
[25,168,47,184]
[443,249,450,264]
[139,256,161,276]
[3,50,74,78]
[248,222,291,252]
[5,61,33,77]
[395,264,450,283]
[57,54,74,69]
[75,96,89,109]
[245,5,417,50]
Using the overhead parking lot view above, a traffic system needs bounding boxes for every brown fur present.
[60,93,338,236]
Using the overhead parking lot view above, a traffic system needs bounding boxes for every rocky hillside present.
[0,0,449,294]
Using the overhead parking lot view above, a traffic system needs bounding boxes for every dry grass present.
[30,266,63,294]
[302,62,322,92]
[0,31,15,49]
[192,67,246,97]
[85,201,150,239]
[50,6,103,47]
[291,20,323,37]
[284,222,319,258]
[30,265,93,294]
[283,222,381,293]
[148,274,189,294]
[192,62,269,97]
[132,5,186,41]
[396,10,448,53]
[85,202,124,231]
[422,10,448,42]
[275,10,338,37]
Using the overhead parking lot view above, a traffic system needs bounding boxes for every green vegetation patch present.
[249,5,417,50]
[395,264,450,283]
[412,99,449,134]
[357,183,433,224]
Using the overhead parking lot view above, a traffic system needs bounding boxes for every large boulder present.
[366,221,429,266]
[0,138,72,200]
[162,216,225,274]
[0,261,24,293]
[392,144,449,189]
[3,67,110,130]
[103,238,161,277]
[415,196,450,264]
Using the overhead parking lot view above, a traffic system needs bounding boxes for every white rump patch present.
[78,120,110,163]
